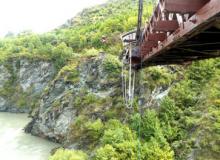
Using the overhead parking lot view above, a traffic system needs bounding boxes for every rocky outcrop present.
[0,58,56,113]
[0,65,11,88]
[25,54,122,143]
[0,54,174,147]
[25,54,173,145]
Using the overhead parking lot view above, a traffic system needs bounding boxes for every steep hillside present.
[0,0,150,68]
[0,0,219,160]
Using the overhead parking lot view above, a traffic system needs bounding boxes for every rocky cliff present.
[25,53,173,147]
[0,57,56,113]
[1,54,219,160]
[25,54,125,143]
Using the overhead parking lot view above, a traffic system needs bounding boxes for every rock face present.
[0,58,56,113]
[25,55,121,143]
[25,54,172,145]
[18,59,55,93]
[0,65,11,88]
[0,54,173,146]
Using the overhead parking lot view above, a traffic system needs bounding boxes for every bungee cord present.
[121,44,136,109]
[121,0,157,159]
[121,0,145,159]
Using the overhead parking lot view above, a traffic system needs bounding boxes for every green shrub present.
[57,62,80,83]
[130,110,166,144]
[93,141,139,160]
[142,138,174,160]
[92,144,118,160]
[102,54,121,75]
[159,97,180,122]
[141,67,174,90]
[186,60,215,87]
[73,93,102,109]
[169,81,198,108]
[158,97,184,142]
[82,48,100,57]
[49,149,88,160]
[93,139,174,160]
[51,42,73,69]
[102,119,134,145]
[84,119,104,141]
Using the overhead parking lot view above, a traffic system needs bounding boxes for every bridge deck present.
[123,0,220,68]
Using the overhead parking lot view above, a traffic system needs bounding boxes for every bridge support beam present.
[161,0,210,14]
[147,33,167,42]
[153,20,179,32]
[142,0,220,62]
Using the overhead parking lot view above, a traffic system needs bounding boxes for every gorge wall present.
[0,57,56,113]
[0,54,219,160]
[25,53,172,145]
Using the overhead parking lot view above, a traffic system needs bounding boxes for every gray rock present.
[26,55,119,144]
[0,97,7,111]
[0,65,11,88]
[25,54,174,147]
[0,58,56,113]
[19,59,55,93]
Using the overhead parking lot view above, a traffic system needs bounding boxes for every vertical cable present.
[136,0,143,46]
[129,43,132,106]
[137,0,145,158]
[122,57,125,103]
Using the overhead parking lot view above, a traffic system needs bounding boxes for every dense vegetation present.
[0,0,219,159]
[0,0,153,69]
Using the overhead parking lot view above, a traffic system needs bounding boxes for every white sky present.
[0,0,107,37]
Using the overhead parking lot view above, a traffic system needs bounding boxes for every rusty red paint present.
[142,42,157,49]
[153,20,179,32]
[161,0,210,14]
[147,33,167,42]
[130,0,220,68]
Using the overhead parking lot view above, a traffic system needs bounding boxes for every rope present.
[122,49,129,107]
[122,56,126,104]
[126,42,136,109]
[120,0,146,158]
[132,70,136,106]
[129,43,132,105]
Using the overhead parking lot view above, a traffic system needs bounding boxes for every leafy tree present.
[52,42,73,68]
[131,110,166,144]
[101,119,134,145]
[142,138,174,160]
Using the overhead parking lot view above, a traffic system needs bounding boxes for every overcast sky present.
[0,0,107,37]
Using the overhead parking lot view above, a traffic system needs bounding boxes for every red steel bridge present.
[122,0,220,68]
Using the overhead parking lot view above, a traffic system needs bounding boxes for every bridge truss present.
[122,0,220,68]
